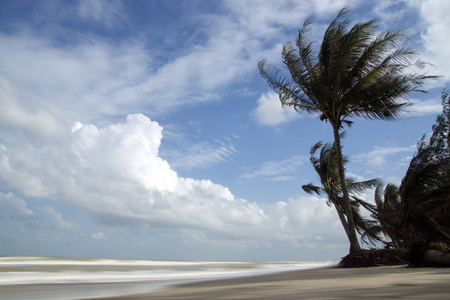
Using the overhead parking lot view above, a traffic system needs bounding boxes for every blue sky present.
[0,0,448,261]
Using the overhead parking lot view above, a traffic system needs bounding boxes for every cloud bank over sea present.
[0,113,344,260]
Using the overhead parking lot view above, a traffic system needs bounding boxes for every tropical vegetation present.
[357,183,406,249]
[258,7,436,254]
[363,90,449,251]
[400,89,450,244]
[304,90,449,266]
[316,90,449,266]
[301,139,383,247]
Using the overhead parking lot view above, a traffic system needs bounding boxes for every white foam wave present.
[0,256,337,299]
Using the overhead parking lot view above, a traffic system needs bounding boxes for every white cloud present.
[77,0,125,27]
[0,114,346,252]
[372,0,417,27]
[0,11,262,127]
[0,0,383,259]
[0,192,44,228]
[38,206,75,230]
[0,114,266,237]
[353,145,416,169]
[0,188,75,231]
[0,1,355,134]
[0,32,151,125]
[0,145,56,198]
[263,195,345,243]
[240,155,306,182]
[164,139,238,170]
[419,0,450,82]
[92,232,107,240]
[224,0,348,37]
[0,77,69,143]
[409,98,443,116]
[252,91,299,126]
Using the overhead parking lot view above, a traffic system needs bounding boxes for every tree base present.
[338,249,409,268]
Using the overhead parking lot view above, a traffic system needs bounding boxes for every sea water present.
[0,256,336,300]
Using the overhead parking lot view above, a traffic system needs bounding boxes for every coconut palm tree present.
[258,7,436,253]
[355,183,406,248]
[302,140,382,246]
[373,184,404,247]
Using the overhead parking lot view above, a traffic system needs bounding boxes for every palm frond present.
[302,183,323,196]
[347,178,382,193]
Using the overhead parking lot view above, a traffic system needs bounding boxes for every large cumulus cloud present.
[0,114,343,249]
[1,114,265,234]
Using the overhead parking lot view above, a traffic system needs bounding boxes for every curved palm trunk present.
[423,250,450,266]
[334,205,350,240]
[329,194,350,239]
[333,126,361,253]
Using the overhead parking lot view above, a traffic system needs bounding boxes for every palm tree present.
[258,7,436,253]
[355,183,406,248]
[302,140,382,247]
[373,184,404,248]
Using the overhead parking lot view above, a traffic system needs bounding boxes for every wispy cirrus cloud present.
[0,0,358,138]
[0,31,151,128]
[163,138,238,170]
[77,0,126,27]
[353,145,416,169]
[408,98,443,116]
[240,155,306,182]
[38,206,76,230]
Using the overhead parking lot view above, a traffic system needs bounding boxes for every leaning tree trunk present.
[423,250,450,266]
[329,194,350,240]
[334,205,350,240]
[333,126,361,253]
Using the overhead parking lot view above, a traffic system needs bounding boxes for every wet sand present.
[99,266,450,300]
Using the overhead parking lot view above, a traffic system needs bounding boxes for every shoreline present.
[98,266,450,300]
[0,257,335,300]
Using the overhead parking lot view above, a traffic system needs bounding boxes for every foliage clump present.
[400,89,450,245]
[340,90,450,267]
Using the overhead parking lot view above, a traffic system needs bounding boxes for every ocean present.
[0,256,337,300]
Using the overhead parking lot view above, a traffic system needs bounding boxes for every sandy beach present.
[100,266,450,300]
